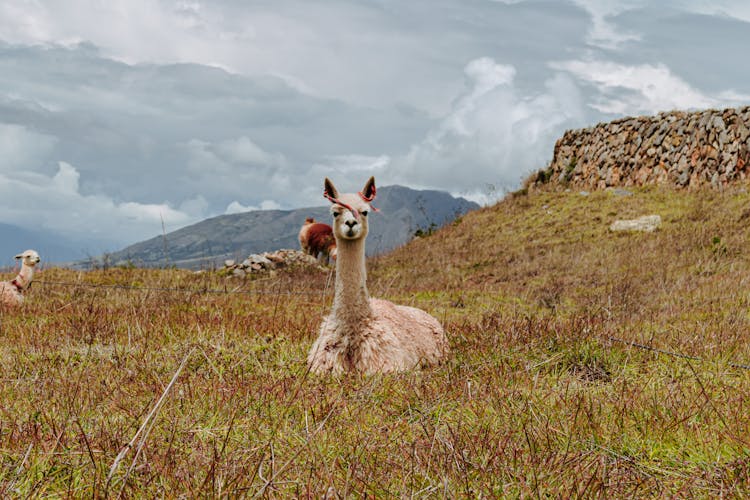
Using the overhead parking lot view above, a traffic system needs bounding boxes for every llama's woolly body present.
[0,281,24,306]
[306,223,336,261]
[307,177,448,375]
[0,250,40,307]
[311,298,448,374]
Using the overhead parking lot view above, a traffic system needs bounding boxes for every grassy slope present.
[2,186,750,496]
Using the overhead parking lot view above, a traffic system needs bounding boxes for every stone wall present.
[539,106,750,189]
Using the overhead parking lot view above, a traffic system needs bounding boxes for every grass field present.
[2,185,750,497]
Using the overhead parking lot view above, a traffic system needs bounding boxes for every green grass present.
[2,186,750,496]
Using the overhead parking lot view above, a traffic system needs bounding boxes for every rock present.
[677,156,688,172]
[711,172,720,188]
[610,188,633,196]
[266,253,286,264]
[678,171,690,186]
[247,253,272,265]
[222,249,328,276]
[719,130,729,148]
[610,215,662,233]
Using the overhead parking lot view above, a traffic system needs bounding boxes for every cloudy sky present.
[1,0,749,251]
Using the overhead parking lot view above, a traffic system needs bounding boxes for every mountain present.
[0,223,89,266]
[101,185,479,269]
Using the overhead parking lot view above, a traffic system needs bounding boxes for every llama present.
[298,217,316,254]
[0,250,41,307]
[308,177,449,374]
[299,217,337,264]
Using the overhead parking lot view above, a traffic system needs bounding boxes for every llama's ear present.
[362,176,376,200]
[324,177,339,199]
[14,254,22,260]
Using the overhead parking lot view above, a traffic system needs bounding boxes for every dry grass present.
[2,186,750,497]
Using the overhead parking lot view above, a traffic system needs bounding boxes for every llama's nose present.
[345,220,357,229]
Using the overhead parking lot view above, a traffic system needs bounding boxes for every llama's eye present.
[333,211,340,218]
[361,210,369,217]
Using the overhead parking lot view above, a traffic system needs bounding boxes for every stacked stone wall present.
[542,106,750,189]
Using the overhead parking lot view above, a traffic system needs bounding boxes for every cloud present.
[225,199,282,215]
[53,161,80,192]
[311,154,390,176]
[573,0,750,29]
[0,0,593,114]
[0,123,58,173]
[385,57,588,196]
[571,0,642,48]
[464,58,516,95]
[214,136,286,167]
[0,161,198,245]
[179,195,210,217]
[685,1,750,23]
[0,41,431,223]
[183,137,286,179]
[552,59,750,114]
[180,137,292,204]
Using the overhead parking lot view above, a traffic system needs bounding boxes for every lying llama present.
[299,217,337,264]
[0,250,41,307]
[308,177,449,374]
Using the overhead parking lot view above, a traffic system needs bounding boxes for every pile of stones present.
[223,249,321,276]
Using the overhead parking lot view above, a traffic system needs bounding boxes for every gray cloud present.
[0,0,593,112]
[612,7,750,95]
[384,58,593,202]
[0,1,748,249]
[0,161,193,245]
[0,41,432,243]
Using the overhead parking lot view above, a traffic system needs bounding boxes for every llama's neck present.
[13,264,35,290]
[332,238,372,327]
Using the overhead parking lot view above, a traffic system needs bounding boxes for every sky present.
[1,0,749,251]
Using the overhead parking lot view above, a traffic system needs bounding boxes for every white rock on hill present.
[609,215,662,233]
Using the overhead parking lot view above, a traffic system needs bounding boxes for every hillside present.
[102,185,478,268]
[370,184,750,374]
[373,185,750,313]
[4,185,750,496]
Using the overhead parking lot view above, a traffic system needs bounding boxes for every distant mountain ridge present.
[102,185,479,269]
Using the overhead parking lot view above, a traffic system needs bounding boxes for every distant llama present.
[298,217,316,254]
[298,217,337,264]
[0,250,41,307]
[308,177,449,374]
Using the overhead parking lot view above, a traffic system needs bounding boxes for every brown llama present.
[299,217,337,263]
